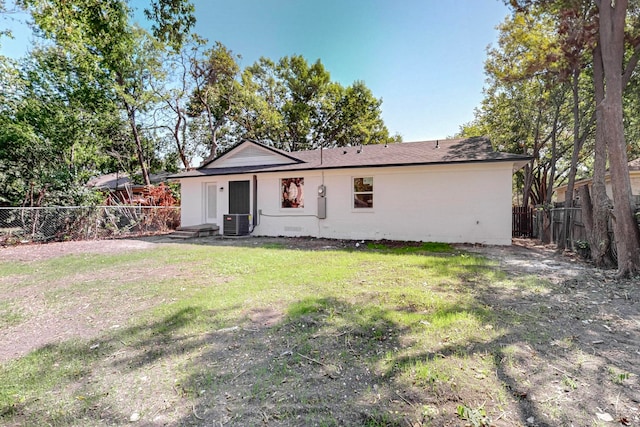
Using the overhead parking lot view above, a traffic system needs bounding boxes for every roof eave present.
[173,156,533,178]
[512,158,532,172]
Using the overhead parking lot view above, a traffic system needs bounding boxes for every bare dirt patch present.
[0,238,157,262]
[1,236,639,426]
[0,240,178,362]
[461,238,640,427]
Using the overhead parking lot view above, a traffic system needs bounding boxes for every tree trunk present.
[522,164,533,209]
[597,0,640,277]
[579,184,594,256]
[589,41,615,268]
[172,104,190,169]
[559,69,584,250]
[204,103,219,158]
[541,96,561,245]
[126,104,151,186]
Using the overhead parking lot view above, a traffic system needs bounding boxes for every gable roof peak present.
[199,139,304,169]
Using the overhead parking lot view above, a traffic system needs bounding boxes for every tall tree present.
[188,41,241,159]
[581,36,615,266]
[236,55,397,151]
[236,57,288,145]
[507,0,640,276]
[0,47,124,206]
[463,7,579,214]
[555,4,598,250]
[19,0,195,185]
[314,81,396,148]
[152,39,199,169]
[278,55,330,151]
[113,27,166,185]
[594,0,640,275]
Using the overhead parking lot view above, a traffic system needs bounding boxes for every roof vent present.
[435,140,439,148]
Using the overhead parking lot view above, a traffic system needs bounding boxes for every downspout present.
[252,175,258,229]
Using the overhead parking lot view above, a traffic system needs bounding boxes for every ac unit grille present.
[223,214,250,236]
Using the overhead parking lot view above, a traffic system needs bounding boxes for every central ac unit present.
[223,214,250,236]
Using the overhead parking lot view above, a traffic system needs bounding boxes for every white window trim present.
[279,177,305,211]
[352,176,374,211]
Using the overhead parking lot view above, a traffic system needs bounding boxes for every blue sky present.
[1,0,511,142]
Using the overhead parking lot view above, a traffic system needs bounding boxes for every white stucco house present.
[171,137,530,245]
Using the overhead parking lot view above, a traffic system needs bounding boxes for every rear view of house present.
[172,137,530,245]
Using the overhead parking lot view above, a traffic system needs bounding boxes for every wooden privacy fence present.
[549,207,587,250]
[512,206,534,237]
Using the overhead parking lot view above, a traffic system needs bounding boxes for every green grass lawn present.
[0,240,559,426]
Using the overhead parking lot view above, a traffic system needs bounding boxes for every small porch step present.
[169,230,200,239]
[170,224,219,239]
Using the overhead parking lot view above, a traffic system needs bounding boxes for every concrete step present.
[176,224,219,232]
[169,230,199,239]
[170,224,220,239]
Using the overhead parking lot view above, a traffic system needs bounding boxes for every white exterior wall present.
[180,178,207,226]
[180,177,228,228]
[179,162,515,245]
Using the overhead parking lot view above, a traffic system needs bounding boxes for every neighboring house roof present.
[87,172,172,190]
[172,137,531,179]
[86,172,132,190]
[553,157,640,196]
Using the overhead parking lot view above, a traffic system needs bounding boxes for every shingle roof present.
[87,172,173,189]
[172,137,531,178]
[86,172,131,190]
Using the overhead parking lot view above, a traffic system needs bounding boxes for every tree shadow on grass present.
[174,262,639,426]
[419,265,640,427]
[174,296,414,426]
[0,305,237,426]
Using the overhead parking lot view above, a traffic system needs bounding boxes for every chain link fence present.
[0,206,180,244]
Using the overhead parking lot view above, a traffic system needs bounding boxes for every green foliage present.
[460,4,596,207]
[366,241,454,254]
[0,47,125,206]
[236,55,397,151]
[2,1,397,205]
[144,0,195,52]
[608,366,631,385]
[0,0,12,43]
[187,41,241,156]
[456,404,490,427]
[4,0,183,199]
[485,8,562,81]
[562,375,578,390]
[574,239,589,249]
